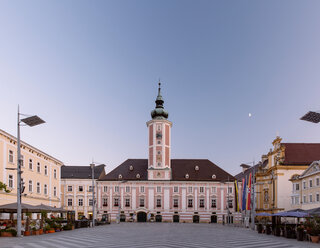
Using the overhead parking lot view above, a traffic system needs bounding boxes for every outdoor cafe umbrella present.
[256,212,273,216]
[35,204,67,213]
[306,207,320,216]
[0,202,41,213]
[273,211,309,218]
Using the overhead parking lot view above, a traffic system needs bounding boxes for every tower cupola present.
[151,82,169,120]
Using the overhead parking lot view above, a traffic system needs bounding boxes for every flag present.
[246,173,252,210]
[242,177,247,211]
[234,180,239,212]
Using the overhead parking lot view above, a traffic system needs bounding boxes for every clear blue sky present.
[1,1,320,175]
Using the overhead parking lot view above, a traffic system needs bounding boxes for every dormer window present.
[136,174,140,179]
[185,174,189,179]
[212,174,216,179]
[129,165,134,171]
[118,174,122,179]
[195,166,199,171]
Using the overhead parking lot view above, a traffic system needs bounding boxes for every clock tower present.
[147,82,172,180]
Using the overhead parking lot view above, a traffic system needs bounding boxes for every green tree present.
[0,181,10,193]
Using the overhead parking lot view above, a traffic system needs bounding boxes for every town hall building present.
[96,83,237,223]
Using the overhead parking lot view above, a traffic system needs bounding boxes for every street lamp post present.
[90,163,95,227]
[16,106,45,237]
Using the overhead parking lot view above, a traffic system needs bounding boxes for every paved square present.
[0,223,318,248]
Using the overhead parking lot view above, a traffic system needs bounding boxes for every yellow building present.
[255,136,320,214]
[0,129,63,208]
[290,160,320,210]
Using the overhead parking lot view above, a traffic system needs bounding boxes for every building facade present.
[255,137,320,214]
[0,129,63,208]
[97,84,238,223]
[61,164,105,220]
[290,160,320,210]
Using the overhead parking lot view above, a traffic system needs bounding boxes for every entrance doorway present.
[211,215,217,223]
[173,215,179,223]
[137,212,147,222]
[193,215,200,223]
[120,214,126,222]
[155,215,162,222]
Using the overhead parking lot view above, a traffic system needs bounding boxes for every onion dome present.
[151,81,169,120]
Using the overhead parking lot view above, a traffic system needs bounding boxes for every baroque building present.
[0,129,63,209]
[290,160,320,210]
[61,164,106,220]
[96,83,237,223]
[255,137,320,214]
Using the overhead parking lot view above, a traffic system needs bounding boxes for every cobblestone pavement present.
[0,223,319,248]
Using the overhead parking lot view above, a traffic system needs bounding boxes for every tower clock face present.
[156,132,162,139]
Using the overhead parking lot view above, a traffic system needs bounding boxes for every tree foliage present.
[0,181,10,193]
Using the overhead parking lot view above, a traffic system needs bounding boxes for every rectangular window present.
[78,198,83,206]
[125,198,130,207]
[303,195,307,203]
[54,169,57,179]
[44,184,48,195]
[188,187,193,193]
[212,187,217,193]
[173,198,178,208]
[211,198,217,208]
[188,198,193,208]
[8,175,13,188]
[53,187,57,197]
[89,186,93,192]
[37,162,41,173]
[89,199,93,206]
[29,159,33,170]
[173,186,179,193]
[303,181,306,189]
[295,183,299,191]
[44,165,48,175]
[20,155,24,167]
[79,186,83,192]
[310,194,313,203]
[228,199,233,208]
[199,199,205,208]
[125,186,130,193]
[228,187,233,194]
[317,194,320,202]
[157,186,161,193]
[140,198,145,207]
[9,150,14,163]
[199,187,204,193]
[68,198,73,206]
[114,198,119,207]
[115,186,119,193]
[310,180,313,188]
[156,198,161,207]
[140,186,145,193]
[68,186,73,192]
[103,186,108,192]
[29,180,33,192]
[295,196,299,205]
[37,182,40,194]
[103,198,108,206]
[317,178,320,186]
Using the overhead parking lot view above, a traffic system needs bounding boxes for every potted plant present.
[296,226,304,241]
[1,228,17,237]
[24,212,31,236]
[257,223,263,233]
[305,217,320,243]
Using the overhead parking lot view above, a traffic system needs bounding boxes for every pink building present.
[97,83,238,223]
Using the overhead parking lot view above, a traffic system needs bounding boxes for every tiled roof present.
[99,159,234,181]
[282,143,320,165]
[61,164,106,179]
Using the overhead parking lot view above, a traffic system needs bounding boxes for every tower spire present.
[151,80,168,119]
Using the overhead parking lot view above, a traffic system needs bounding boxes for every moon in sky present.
[248,113,252,117]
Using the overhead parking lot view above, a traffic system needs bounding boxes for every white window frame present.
[54,169,57,179]
[68,186,73,192]
[8,175,14,188]
[44,165,48,175]
[114,186,119,193]
[53,187,57,197]
[37,162,41,173]
[29,159,33,170]
[68,198,73,206]
[79,186,84,192]
[37,182,41,194]
[103,186,108,192]
[174,186,179,193]
[199,187,204,193]
[8,150,14,163]
[140,186,145,193]
[157,186,161,193]
[78,198,83,206]
[44,184,48,195]
[125,186,130,193]
[29,180,33,192]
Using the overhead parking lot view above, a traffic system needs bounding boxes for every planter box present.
[48,229,55,233]
[24,231,31,236]
[32,230,40,235]
[1,232,13,237]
